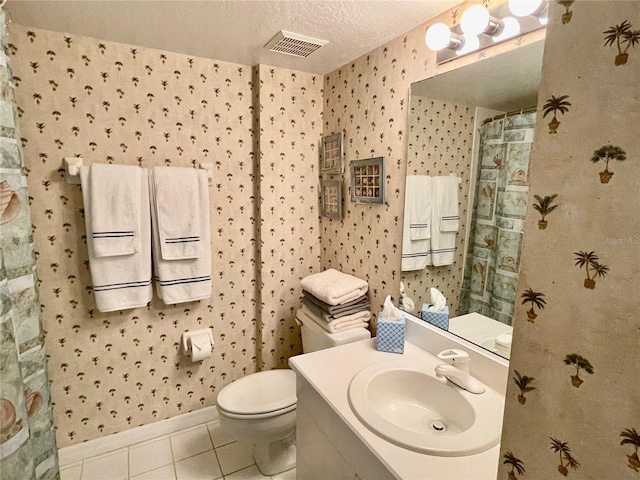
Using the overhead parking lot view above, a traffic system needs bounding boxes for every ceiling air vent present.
[264,30,328,58]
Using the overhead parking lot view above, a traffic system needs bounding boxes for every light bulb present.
[492,17,521,41]
[456,34,480,56]
[425,23,452,51]
[508,0,544,17]
[460,5,490,35]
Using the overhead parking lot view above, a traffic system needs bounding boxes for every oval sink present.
[348,359,503,456]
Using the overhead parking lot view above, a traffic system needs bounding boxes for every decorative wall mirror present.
[321,132,344,175]
[400,39,545,360]
[349,157,385,204]
[320,180,342,220]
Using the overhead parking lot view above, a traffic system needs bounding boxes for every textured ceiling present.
[5,0,459,74]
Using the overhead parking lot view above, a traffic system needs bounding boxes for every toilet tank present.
[297,314,371,353]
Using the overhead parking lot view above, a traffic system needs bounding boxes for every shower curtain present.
[458,111,536,325]
[0,8,59,479]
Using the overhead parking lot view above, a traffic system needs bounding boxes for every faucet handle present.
[437,349,470,370]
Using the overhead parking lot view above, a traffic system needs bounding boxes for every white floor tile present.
[58,419,298,480]
[171,425,214,462]
[174,450,222,480]
[215,441,255,475]
[206,421,238,448]
[272,467,296,480]
[224,465,270,480]
[130,463,176,480]
[81,448,128,480]
[60,463,82,480]
[129,436,174,477]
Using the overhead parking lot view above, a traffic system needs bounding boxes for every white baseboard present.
[58,406,219,467]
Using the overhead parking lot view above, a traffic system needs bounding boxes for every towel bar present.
[199,163,213,186]
[64,157,83,185]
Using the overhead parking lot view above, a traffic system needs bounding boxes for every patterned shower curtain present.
[0,8,59,479]
[458,111,536,325]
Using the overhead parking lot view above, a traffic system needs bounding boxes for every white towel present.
[302,297,368,320]
[407,175,432,240]
[401,176,432,271]
[434,176,460,232]
[297,306,370,334]
[150,169,212,304]
[431,176,460,266]
[81,166,152,312]
[300,269,368,306]
[150,166,202,260]
[89,163,141,257]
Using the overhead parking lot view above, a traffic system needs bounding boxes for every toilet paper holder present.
[181,328,214,360]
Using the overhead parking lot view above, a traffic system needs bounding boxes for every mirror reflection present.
[400,40,545,359]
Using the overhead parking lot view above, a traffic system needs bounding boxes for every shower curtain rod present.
[482,106,537,125]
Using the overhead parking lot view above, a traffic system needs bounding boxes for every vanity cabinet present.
[296,374,394,480]
[290,317,507,480]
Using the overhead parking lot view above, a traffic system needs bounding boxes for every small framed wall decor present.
[320,180,342,220]
[350,157,385,204]
[321,132,344,175]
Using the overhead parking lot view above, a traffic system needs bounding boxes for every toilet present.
[215,315,370,475]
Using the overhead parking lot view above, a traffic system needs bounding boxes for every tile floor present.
[59,421,296,480]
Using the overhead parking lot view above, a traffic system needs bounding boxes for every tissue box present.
[376,313,405,354]
[421,304,449,330]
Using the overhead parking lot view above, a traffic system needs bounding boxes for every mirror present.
[400,40,545,359]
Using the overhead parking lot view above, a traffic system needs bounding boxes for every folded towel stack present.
[297,269,371,333]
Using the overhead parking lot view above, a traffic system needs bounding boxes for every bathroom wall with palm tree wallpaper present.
[320,0,637,475]
[320,1,545,322]
[402,96,476,315]
[254,64,323,370]
[8,24,322,447]
[499,2,639,478]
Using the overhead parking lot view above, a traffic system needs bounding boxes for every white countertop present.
[449,312,513,358]
[289,338,502,480]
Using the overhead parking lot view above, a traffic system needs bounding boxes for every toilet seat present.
[217,369,296,418]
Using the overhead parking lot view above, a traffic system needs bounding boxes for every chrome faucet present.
[435,349,485,394]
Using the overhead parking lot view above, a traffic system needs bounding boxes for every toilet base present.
[253,431,296,476]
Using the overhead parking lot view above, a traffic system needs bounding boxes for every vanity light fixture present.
[492,16,521,42]
[425,0,547,64]
[508,0,546,17]
[456,33,481,56]
[460,5,503,36]
[425,23,464,51]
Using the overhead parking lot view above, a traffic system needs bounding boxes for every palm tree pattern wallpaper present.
[402,97,475,315]
[318,3,532,318]
[499,2,638,478]
[9,24,322,446]
[254,64,323,370]
[7,2,637,474]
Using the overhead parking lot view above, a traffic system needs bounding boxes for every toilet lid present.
[217,369,296,415]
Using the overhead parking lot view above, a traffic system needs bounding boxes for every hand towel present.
[150,169,212,304]
[302,291,370,315]
[150,166,202,260]
[89,163,141,257]
[80,166,152,312]
[300,269,368,306]
[430,176,460,266]
[407,175,432,240]
[401,176,432,271]
[302,297,369,321]
[297,306,370,334]
[434,175,460,232]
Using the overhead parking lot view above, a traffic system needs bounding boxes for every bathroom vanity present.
[289,314,508,480]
